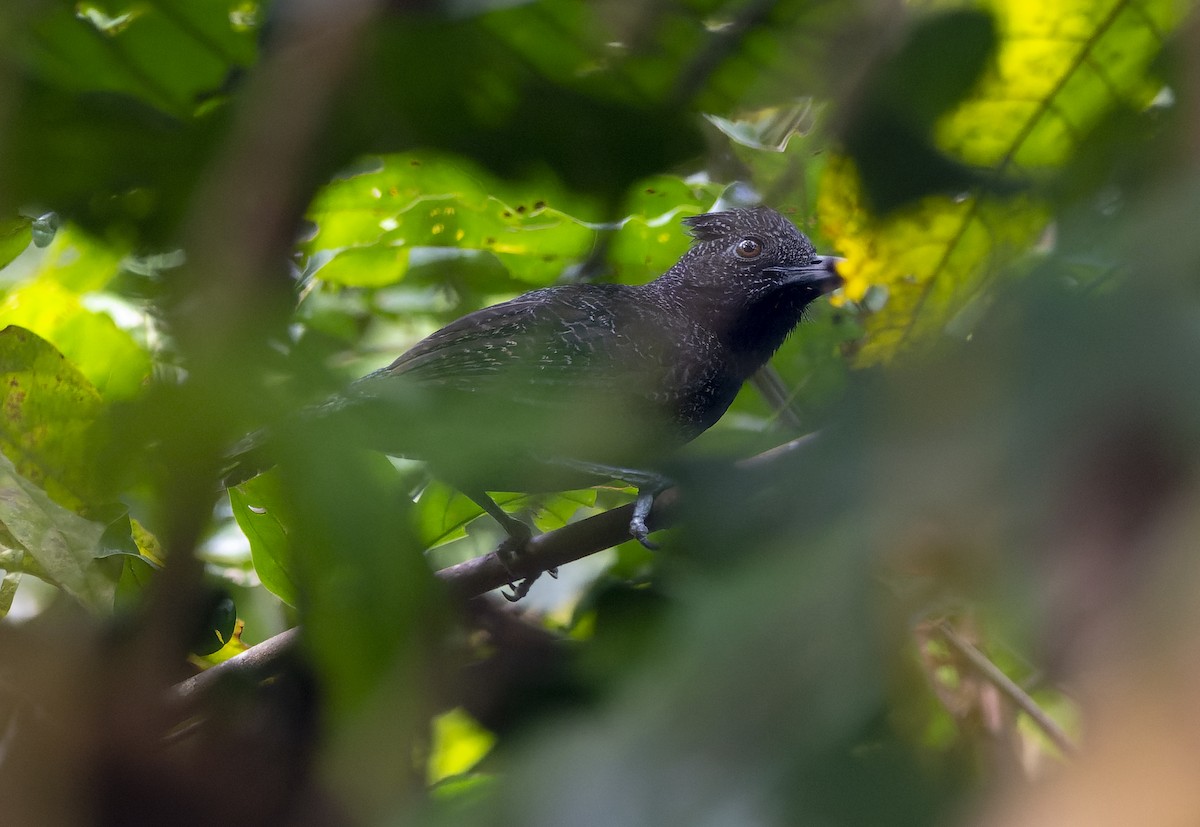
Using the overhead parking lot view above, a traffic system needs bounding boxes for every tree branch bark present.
[173,433,817,701]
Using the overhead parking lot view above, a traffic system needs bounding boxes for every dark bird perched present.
[227,207,841,578]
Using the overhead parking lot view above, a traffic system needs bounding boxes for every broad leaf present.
[822,0,1179,365]
[0,326,109,512]
[229,471,299,608]
[0,451,110,611]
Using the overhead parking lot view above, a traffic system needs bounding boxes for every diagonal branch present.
[936,621,1078,758]
[173,433,818,701]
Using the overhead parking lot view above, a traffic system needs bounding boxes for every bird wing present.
[354,285,655,402]
[340,284,691,476]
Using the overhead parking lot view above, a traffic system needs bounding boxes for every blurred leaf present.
[26,225,124,293]
[229,471,299,608]
[820,154,1049,366]
[529,489,597,532]
[188,589,238,656]
[938,0,1178,170]
[0,280,151,400]
[0,451,110,610]
[338,6,706,205]
[304,157,729,291]
[706,100,822,152]
[315,244,413,289]
[15,0,255,115]
[428,708,496,786]
[114,551,156,614]
[191,617,249,666]
[607,176,726,284]
[0,216,32,269]
[0,0,254,243]
[824,0,1180,365]
[0,325,110,512]
[304,153,597,288]
[840,9,1000,214]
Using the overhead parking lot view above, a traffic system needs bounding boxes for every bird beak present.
[767,256,845,295]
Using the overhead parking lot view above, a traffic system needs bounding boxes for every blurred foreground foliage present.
[0,0,1198,825]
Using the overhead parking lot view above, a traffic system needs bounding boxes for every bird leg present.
[629,487,662,550]
[544,459,670,550]
[462,489,540,601]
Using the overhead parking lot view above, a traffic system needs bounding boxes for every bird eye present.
[734,238,763,259]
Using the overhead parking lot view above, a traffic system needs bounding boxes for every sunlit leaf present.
[938,0,1178,171]
[0,216,31,270]
[428,708,496,786]
[821,0,1177,364]
[304,153,597,288]
[820,155,1049,364]
[0,326,110,512]
[0,280,151,400]
[29,225,124,293]
[530,489,598,532]
[415,483,599,549]
[415,483,486,549]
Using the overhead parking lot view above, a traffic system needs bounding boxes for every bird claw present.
[495,525,539,601]
[629,514,660,550]
[502,572,540,602]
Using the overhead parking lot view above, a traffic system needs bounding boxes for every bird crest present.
[681,210,741,242]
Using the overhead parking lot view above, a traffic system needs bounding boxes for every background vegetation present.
[0,0,1197,824]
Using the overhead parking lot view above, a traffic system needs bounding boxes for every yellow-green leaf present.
[0,281,151,400]
[939,0,1178,171]
[0,325,109,513]
[821,0,1177,365]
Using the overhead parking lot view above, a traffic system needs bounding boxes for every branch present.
[174,490,679,700]
[936,621,1078,758]
[172,434,818,700]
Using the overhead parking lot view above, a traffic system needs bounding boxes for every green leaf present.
[415,483,600,549]
[0,451,110,611]
[529,489,598,532]
[0,1,255,244]
[0,281,151,401]
[304,153,597,288]
[19,0,256,116]
[0,538,24,617]
[415,482,487,549]
[0,325,110,513]
[821,156,1050,365]
[0,217,32,270]
[428,708,496,786]
[229,472,299,608]
[819,0,1180,365]
[938,0,1179,170]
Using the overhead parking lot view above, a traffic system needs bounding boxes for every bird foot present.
[502,572,540,602]
[629,513,661,550]
[494,525,540,602]
[629,488,661,550]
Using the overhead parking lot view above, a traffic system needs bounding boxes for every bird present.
[227,206,842,588]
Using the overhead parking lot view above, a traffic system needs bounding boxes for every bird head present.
[678,207,843,301]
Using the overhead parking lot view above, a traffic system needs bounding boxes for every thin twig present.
[936,621,1078,758]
